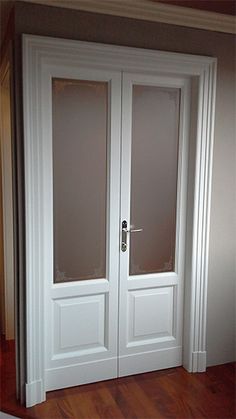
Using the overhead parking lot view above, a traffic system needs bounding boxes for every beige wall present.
[14,1,236,366]
[0,66,15,340]
[0,143,5,335]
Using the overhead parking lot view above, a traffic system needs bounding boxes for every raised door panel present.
[128,287,175,346]
[53,294,106,355]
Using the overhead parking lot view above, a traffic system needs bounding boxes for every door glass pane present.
[52,78,107,282]
[130,85,180,275]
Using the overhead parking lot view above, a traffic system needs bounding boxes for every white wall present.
[0,152,5,335]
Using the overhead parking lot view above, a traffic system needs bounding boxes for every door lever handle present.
[121,221,143,252]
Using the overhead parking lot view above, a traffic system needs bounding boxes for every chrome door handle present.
[129,228,143,233]
[121,220,143,252]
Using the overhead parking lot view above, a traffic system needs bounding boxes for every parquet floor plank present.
[1,337,235,418]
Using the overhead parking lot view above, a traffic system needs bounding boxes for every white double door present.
[43,65,187,391]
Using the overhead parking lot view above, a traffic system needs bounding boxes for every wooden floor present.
[1,337,235,418]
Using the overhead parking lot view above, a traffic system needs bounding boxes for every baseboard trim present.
[25,379,46,407]
[192,351,207,372]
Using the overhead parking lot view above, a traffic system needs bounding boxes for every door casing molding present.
[23,34,217,407]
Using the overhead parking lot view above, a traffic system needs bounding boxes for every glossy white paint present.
[128,287,174,343]
[23,35,217,407]
[118,72,189,375]
[42,66,121,392]
[53,294,106,352]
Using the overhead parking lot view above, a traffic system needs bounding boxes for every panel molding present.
[128,287,174,344]
[20,0,236,34]
[53,294,106,354]
[23,35,217,406]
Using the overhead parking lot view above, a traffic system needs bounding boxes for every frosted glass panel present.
[52,78,107,282]
[130,85,180,275]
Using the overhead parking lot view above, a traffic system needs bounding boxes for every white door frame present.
[23,34,217,407]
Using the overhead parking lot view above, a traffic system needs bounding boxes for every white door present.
[43,66,188,391]
[119,73,188,376]
[43,67,122,391]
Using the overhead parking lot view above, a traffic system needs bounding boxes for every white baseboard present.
[25,379,46,407]
[192,351,207,372]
